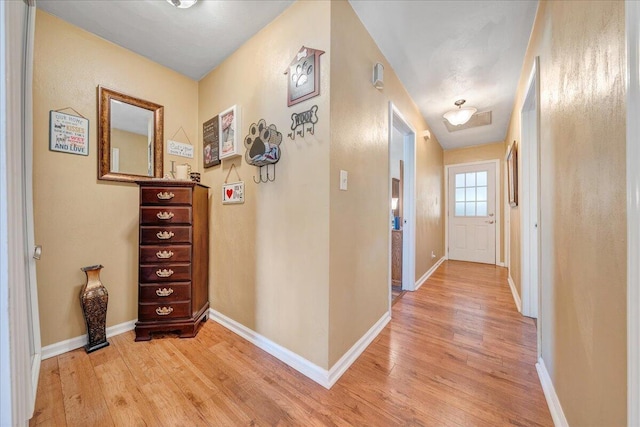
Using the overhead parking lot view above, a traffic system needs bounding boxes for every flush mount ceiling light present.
[443,99,477,126]
[167,0,197,8]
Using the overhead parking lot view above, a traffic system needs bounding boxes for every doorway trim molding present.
[444,159,501,266]
[626,1,640,425]
[388,102,416,300]
[520,56,541,321]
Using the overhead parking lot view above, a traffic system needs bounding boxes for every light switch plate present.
[340,170,348,191]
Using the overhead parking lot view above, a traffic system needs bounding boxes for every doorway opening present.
[388,103,416,307]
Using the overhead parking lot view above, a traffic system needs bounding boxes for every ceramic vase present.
[80,264,110,353]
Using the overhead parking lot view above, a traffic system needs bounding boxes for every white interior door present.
[448,163,496,264]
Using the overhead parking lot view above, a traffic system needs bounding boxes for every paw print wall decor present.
[285,46,325,107]
[244,119,282,167]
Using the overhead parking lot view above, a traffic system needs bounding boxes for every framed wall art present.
[285,46,325,107]
[218,105,241,160]
[507,140,518,207]
[203,115,220,168]
[49,110,89,156]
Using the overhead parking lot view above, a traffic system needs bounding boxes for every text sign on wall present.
[49,111,89,156]
[222,181,244,204]
[167,140,194,158]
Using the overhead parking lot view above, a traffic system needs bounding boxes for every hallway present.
[30,261,553,426]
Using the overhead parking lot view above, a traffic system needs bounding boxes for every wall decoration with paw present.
[244,119,282,166]
[244,119,282,184]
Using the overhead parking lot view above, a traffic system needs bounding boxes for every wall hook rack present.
[253,164,276,184]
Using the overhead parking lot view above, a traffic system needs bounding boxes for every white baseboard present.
[508,274,522,313]
[209,308,390,389]
[41,319,137,360]
[536,357,569,427]
[327,312,390,387]
[415,256,446,290]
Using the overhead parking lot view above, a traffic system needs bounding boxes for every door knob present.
[485,220,494,224]
[489,213,494,217]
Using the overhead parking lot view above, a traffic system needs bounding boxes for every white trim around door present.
[444,159,501,266]
[388,102,417,294]
[626,1,640,425]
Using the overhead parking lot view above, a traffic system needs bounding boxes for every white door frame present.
[388,103,416,302]
[0,1,40,424]
[626,1,640,425]
[520,57,541,320]
[444,159,501,265]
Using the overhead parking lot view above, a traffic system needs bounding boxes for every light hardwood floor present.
[30,261,553,426]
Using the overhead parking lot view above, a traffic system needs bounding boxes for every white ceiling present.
[36,0,538,150]
[350,0,538,149]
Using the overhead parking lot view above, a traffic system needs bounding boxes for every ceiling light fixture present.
[443,99,477,126]
[166,0,197,9]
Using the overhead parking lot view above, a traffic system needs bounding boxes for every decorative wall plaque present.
[288,105,318,140]
[203,115,220,168]
[285,46,325,107]
[244,119,282,166]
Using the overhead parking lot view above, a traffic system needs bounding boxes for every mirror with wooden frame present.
[98,86,164,182]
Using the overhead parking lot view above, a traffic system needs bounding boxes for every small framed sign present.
[167,140,194,158]
[222,181,244,204]
[49,110,89,156]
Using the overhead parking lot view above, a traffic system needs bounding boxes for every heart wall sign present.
[222,181,244,205]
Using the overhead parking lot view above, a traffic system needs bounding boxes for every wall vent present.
[443,110,492,132]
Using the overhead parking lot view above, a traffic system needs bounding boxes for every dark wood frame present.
[98,86,164,182]
[507,140,518,207]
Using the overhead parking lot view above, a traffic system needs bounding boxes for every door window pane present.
[465,187,476,202]
[476,202,487,216]
[455,173,465,188]
[456,188,465,202]
[477,186,487,201]
[465,173,476,187]
[477,171,487,186]
[465,202,476,216]
[455,202,465,216]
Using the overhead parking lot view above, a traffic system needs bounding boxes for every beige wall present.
[505,1,627,424]
[444,141,505,264]
[328,0,444,365]
[110,128,148,175]
[198,1,332,368]
[33,10,198,346]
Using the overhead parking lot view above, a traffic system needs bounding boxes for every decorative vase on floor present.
[80,264,109,353]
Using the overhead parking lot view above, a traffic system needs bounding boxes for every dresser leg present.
[134,327,151,342]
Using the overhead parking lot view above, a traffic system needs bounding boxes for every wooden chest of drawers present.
[135,181,209,341]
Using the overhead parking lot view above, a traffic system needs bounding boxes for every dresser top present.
[136,179,209,189]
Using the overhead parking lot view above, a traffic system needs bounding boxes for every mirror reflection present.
[98,86,164,182]
[110,100,154,176]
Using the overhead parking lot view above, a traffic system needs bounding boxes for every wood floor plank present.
[92,358,162,426]
[57,350,114,427]
[30,260,553,426]
[29,358,67,427]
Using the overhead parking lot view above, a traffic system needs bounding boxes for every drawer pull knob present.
[156,306,173,316]
[156,269,174,278]
[156,287,174,297]
[156,250,174,259]
[156,192,175,200]
[156,231,174,240]
[157,212,175,220]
